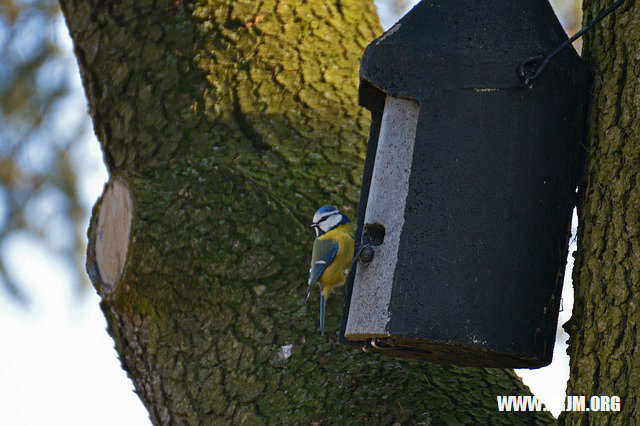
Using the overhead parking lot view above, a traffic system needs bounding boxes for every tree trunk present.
[562,1,639,424]
[60,0,551,423]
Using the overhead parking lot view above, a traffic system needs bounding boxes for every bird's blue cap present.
[315,205,338,216]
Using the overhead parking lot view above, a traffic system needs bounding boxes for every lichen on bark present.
[62,0,552,423]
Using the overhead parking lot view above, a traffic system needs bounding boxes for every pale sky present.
[0,15,151,426]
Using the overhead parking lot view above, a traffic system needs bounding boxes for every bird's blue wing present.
[306,238,339,298]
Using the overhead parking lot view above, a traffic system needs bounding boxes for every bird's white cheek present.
[321,215,341,232]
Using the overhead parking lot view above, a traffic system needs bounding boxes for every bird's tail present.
[320,294,326,335]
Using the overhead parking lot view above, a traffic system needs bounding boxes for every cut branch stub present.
[87,177,133,293]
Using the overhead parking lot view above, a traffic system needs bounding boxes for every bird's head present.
[311,205,351,237]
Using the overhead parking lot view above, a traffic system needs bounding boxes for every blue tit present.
[306,205,355,334]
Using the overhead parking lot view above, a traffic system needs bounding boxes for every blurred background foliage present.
[0,0,90,303]
[0,0,581,305]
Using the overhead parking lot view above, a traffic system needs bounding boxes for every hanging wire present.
[518,0,626,85]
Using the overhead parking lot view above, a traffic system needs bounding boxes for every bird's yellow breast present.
[318,223,355,298]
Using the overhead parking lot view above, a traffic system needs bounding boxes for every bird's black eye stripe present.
[317,212,338,224]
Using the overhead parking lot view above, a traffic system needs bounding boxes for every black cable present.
[518,0,626,85]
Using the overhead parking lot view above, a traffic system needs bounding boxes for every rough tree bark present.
[61,0,551,424]
[562,1,640,424]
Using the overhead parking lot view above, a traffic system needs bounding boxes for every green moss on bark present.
[561,1,640,425]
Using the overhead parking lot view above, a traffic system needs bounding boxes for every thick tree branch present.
[62,0,552,423]
[563,0,640,424]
